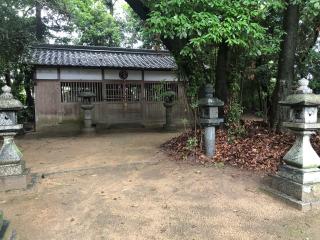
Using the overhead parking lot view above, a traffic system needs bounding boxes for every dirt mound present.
[162,121,320,173]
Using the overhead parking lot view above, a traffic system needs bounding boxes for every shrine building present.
[29,44,188,131]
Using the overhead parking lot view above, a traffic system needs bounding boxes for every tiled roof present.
[29,44,177,70]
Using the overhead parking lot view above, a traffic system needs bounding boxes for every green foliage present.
[18,107,34,123]
[225,83,246,142]
[119,3,160,48]
[296,0,320,84]
[63,0,121,46]
[308,50,320,92]
[1,0,319,128]
[151,80,177,101]
[181,118,189,131]
[146,0,285,127]
[226,101,246,142]
[147,0,284,57]
[186,136,198,151]
[0,0,35,75]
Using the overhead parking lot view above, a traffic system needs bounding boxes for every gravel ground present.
[0,129,319,240]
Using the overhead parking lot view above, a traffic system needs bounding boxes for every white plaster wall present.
[144,71,177,82]
[36,68,177,82]
[104,70,142,81]
[60,68,102,80]
[36,68,58,80]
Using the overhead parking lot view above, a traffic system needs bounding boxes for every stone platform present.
[263,165,320,211]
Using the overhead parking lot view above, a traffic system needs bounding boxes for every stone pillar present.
[204,126,216,157]
[163,90,176,131]
[0,85,28,191]
[199,84,224,158]
[79,89,96,133]
[82,105,94,131]
[266,78,320,210]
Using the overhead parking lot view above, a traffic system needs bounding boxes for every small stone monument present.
[267,77,320,210]
[163,90,176,131]
[79,89,96,133]
[0,85,28,191]
[199,84,224,157]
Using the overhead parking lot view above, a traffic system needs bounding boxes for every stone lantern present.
[163,90,176,131]
[79,88,96,133]
[199,84,224,157]
[268,78,320,210]
[0,85,28,191]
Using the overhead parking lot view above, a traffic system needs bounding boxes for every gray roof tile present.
[29,45,177,70]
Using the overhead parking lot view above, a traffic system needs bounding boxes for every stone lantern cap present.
[78,90,96,99]
[163,90,176,105]
[0,85,23,111]
[163,90,176,98]
[279,78,320,107]
[279,94,320,107]
[199,84,224,107]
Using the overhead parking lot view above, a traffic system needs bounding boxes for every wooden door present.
[104,81,143,124]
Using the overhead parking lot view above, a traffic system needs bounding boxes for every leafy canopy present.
[63,0,121,46]
[147,0,284,57]
[0,0,34,74]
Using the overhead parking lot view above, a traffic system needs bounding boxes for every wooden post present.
[57,67,63,123]
[141,70,146,126]
[102,69,106,101]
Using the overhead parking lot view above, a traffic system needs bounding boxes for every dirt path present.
[1,130,319,239]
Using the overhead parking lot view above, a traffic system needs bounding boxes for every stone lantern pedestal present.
[199,84,224,157]
[266,78,320,210]
[79,89,96,133]
[163,90,176,131]
[0,85,28,191]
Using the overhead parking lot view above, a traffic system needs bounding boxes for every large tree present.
[126,0,320,128]
[63,0,121,46]
[0,0,34,85]
[270,1,300,129]
[270,0,320,129]
[132,1,282,102]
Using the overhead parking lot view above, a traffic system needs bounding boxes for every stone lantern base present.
[0,133,29,191]
[265,165,320,211]
[81,105,95,134]
[0,163,30,192]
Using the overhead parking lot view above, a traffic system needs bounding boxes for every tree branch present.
[124,0,150,20]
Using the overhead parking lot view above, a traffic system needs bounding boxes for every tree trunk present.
[23,1,43,113]
[125,0,149,20]
[125,0,186,55]
[35,1,44,42]
[297,25,320,76]
[25,69,34,108]
[105,0,114,16]
[270,1,299,130]
[4,69,11,86]
[215,42,229,103]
